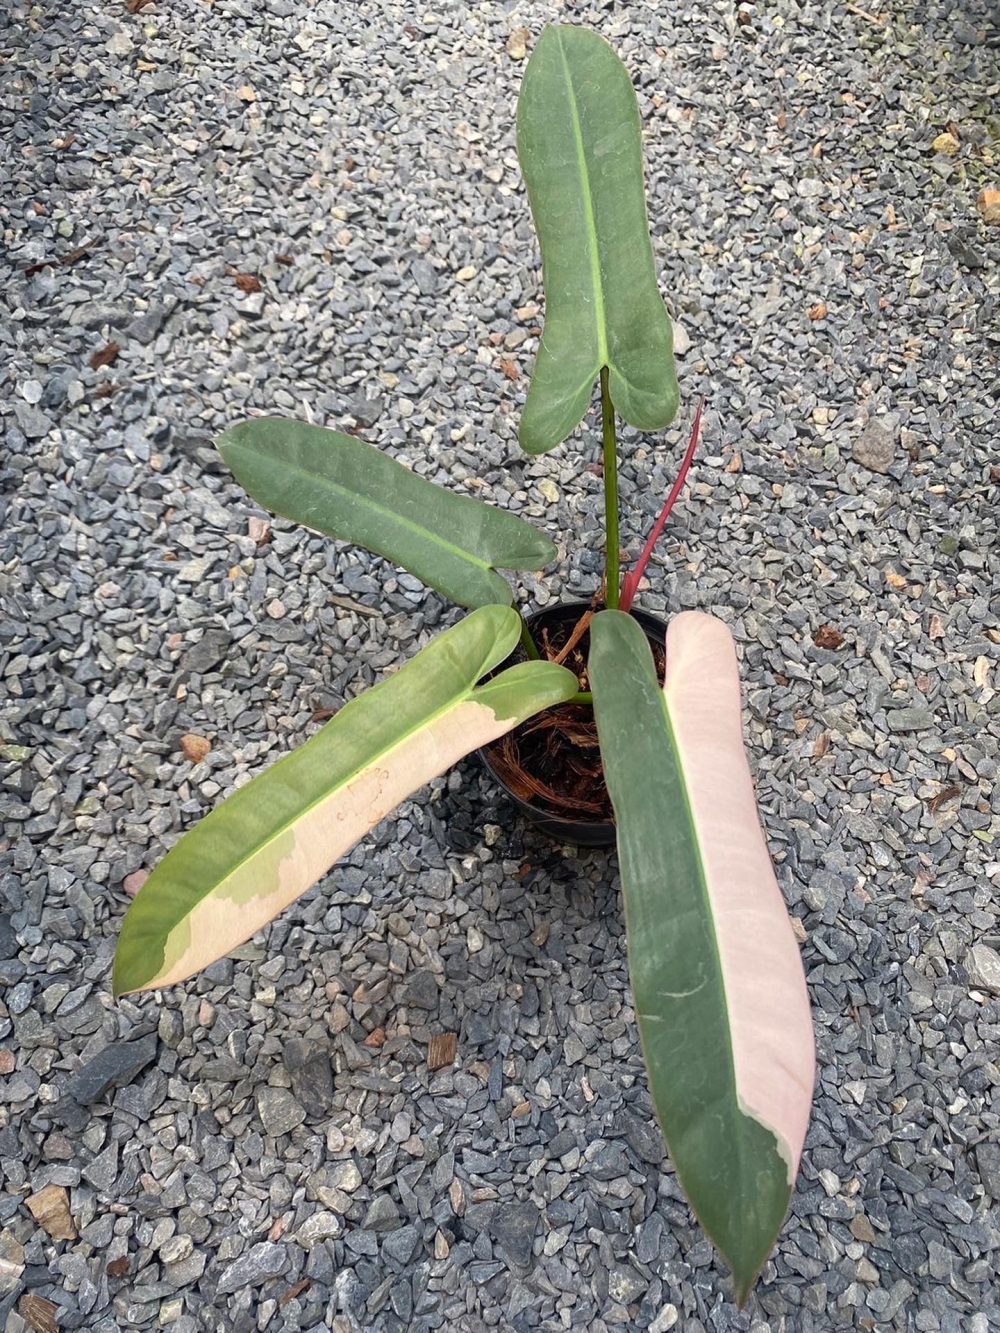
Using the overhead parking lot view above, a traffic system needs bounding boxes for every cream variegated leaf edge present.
[589,609,814,1303]
[113,606,577,996]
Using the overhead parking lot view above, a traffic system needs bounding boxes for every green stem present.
[518,614,541,661]
[600,367,620,609]
[569,691,593,706]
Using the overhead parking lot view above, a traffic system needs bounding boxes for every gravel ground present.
[2,1,999,1330]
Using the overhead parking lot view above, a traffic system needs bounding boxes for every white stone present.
[967,943,1000,993]
[650,1306,679,1333]
[295,1211,342,1248]
[106,30,134,55]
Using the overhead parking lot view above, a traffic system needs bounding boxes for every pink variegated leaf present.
[589,609,814,1303]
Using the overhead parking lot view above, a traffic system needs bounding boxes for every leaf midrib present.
[552,32,650,406]
[554,30,608,365]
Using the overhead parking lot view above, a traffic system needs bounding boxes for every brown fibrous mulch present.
[484,608,665,823]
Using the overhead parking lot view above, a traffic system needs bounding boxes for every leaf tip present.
[733,1273,755,1309]
[110,955,131,1000]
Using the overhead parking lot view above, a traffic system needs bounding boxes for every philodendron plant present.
[115,26,814,1303]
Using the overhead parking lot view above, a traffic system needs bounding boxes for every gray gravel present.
[2,1,999,1331]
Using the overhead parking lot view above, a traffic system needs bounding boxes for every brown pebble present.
[25,1184,77,1241]
[427,1033,458,1071]
[180,733,211,763]
[977,187,1000,225]
[123,869,150,897]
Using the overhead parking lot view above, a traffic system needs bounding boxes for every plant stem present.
[600,367,620,609]
[619,398,704,614]
[518,614,541,660]
[569,691,593,706]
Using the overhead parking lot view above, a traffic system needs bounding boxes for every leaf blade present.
[516,26,679,454]
[218,418,557,608]
[114,607,577,995]
[589,610,814,1301]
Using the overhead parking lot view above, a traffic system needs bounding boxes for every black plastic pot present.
[479,600,668,848]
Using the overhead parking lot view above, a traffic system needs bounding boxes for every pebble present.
[382,1225,421,1267]
[405,969,439,1010]
[490,1201,539,1271]
[0,1231,25,1294]
[255,1086,307,1136]
[965,944,1000,993]
[649,1306,679,1333]
[885,707,935,733]
[852,420,897,473]
[281,1038,335,1117]
[363,1195,401,1233]
[163,1251,207,1288]
[216,1242,289,1295]
[0,917,18,961]
[159,1235,193,1265]
[294,1212,342,1249]
[608,1265,647,1305]
[67,1035,158,1105]
[975,1143,1000,1199]
[328,1161,362,1194]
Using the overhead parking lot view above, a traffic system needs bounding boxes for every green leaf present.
[516,25,679,454]
[114,607,577,996]
[218,418,557,608]
[589,610,814,1303]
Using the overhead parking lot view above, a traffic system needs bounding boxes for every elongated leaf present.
[516,26,679,454]
[589,610,814,1302]
[114,607,577,996]
[218,418,557,608]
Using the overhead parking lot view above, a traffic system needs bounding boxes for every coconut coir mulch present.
[484,609,666,823]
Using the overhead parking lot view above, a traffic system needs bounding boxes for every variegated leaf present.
[114,607,577,995]
[589,609,814,1302]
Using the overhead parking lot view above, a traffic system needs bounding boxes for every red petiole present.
[618,399,704,614]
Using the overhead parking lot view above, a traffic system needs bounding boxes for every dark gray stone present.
[282,1038,335,1118]
[615,1111,663,1166]
[588,1142,629,1181]
[180,629,231,675]
[363,1195,401,1233]
[976,1143,1000,1198]
[67,1035,158,1105]
[405,969,439,1011]
[490,1201,539,1271]
[382,1224,421,1266]
[0,916,17,961]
